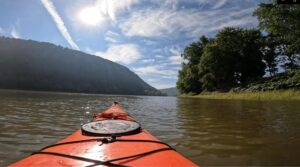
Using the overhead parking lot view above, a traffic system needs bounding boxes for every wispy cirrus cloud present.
[212,0,227,9]
[120,4,257,38]
[114,0,265,89]
[11,27,20,38]
[41,0,79,50]
[141,59,155,64]
[105,31,121,43]
[95,0,139,22]
[147,0,228,11]
[95,44,141,64]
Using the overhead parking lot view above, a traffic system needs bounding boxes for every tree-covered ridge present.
[0,37,162,95]
[177,1,300,94]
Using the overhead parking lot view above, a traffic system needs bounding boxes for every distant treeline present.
[177,1,300,94]
[0,37,162,96]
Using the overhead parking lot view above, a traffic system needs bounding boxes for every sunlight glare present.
[78,7,103,26]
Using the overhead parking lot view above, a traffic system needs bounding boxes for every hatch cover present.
[81,120,141,136]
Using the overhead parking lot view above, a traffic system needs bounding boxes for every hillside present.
[0,37,162,95]
[159,87,179,96]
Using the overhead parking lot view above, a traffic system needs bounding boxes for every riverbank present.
[181,90,300,100]
[180,70,300,100]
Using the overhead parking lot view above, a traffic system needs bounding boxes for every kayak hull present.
[10,104,197,167]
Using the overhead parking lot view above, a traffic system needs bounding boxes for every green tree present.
[176,36,210,94]
[177,64,200,94]
[182,36,209,65]
[199,28,265,91]
[199,43,235,91]
[254,1,300,69]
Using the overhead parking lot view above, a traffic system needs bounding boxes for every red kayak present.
[10,102,197,166]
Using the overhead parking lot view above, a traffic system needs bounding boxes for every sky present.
[0,0,267,89]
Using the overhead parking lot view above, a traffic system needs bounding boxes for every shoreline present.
[180,90,300,100]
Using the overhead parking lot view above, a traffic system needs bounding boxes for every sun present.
[78,7,103,26]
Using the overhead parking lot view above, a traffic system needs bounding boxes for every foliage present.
[179,28,266,93]
[198,28,265,91]
[178,1,300,95]
[199,42,234,91]
[237,69,300,92]
[253,1,300,69]
[176,36,210,94]
[177,64,200,93]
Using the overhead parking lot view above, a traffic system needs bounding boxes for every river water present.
[0,90,299,166]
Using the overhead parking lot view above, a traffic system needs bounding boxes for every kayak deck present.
[10,103,197,166]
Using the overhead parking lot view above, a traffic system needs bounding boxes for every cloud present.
[146,78,157,82]
[0,27,4,35]
[151,83,176,89]
[155,55,164,59]
[76,0,138,28]
[212,0,227,9]
[41,0,79,50]
[95,0,139,22]
[169,55,183,65]
[95,44,141,64]
[142,39,157,45]
[141,59,155,64]
[105,31,120,43]
[132,65,161,74]
[120,6,257,38]
[168,46,184,65]
[144,74,176,89]
[11,27,20,38]
[132,65,178,79]
[120,9,173,37]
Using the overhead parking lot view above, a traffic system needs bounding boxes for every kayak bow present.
[10,102,197,166]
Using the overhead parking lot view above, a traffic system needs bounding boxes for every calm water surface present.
[0,90,300,166]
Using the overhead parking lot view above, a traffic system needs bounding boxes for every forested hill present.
[0,37,162,95]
